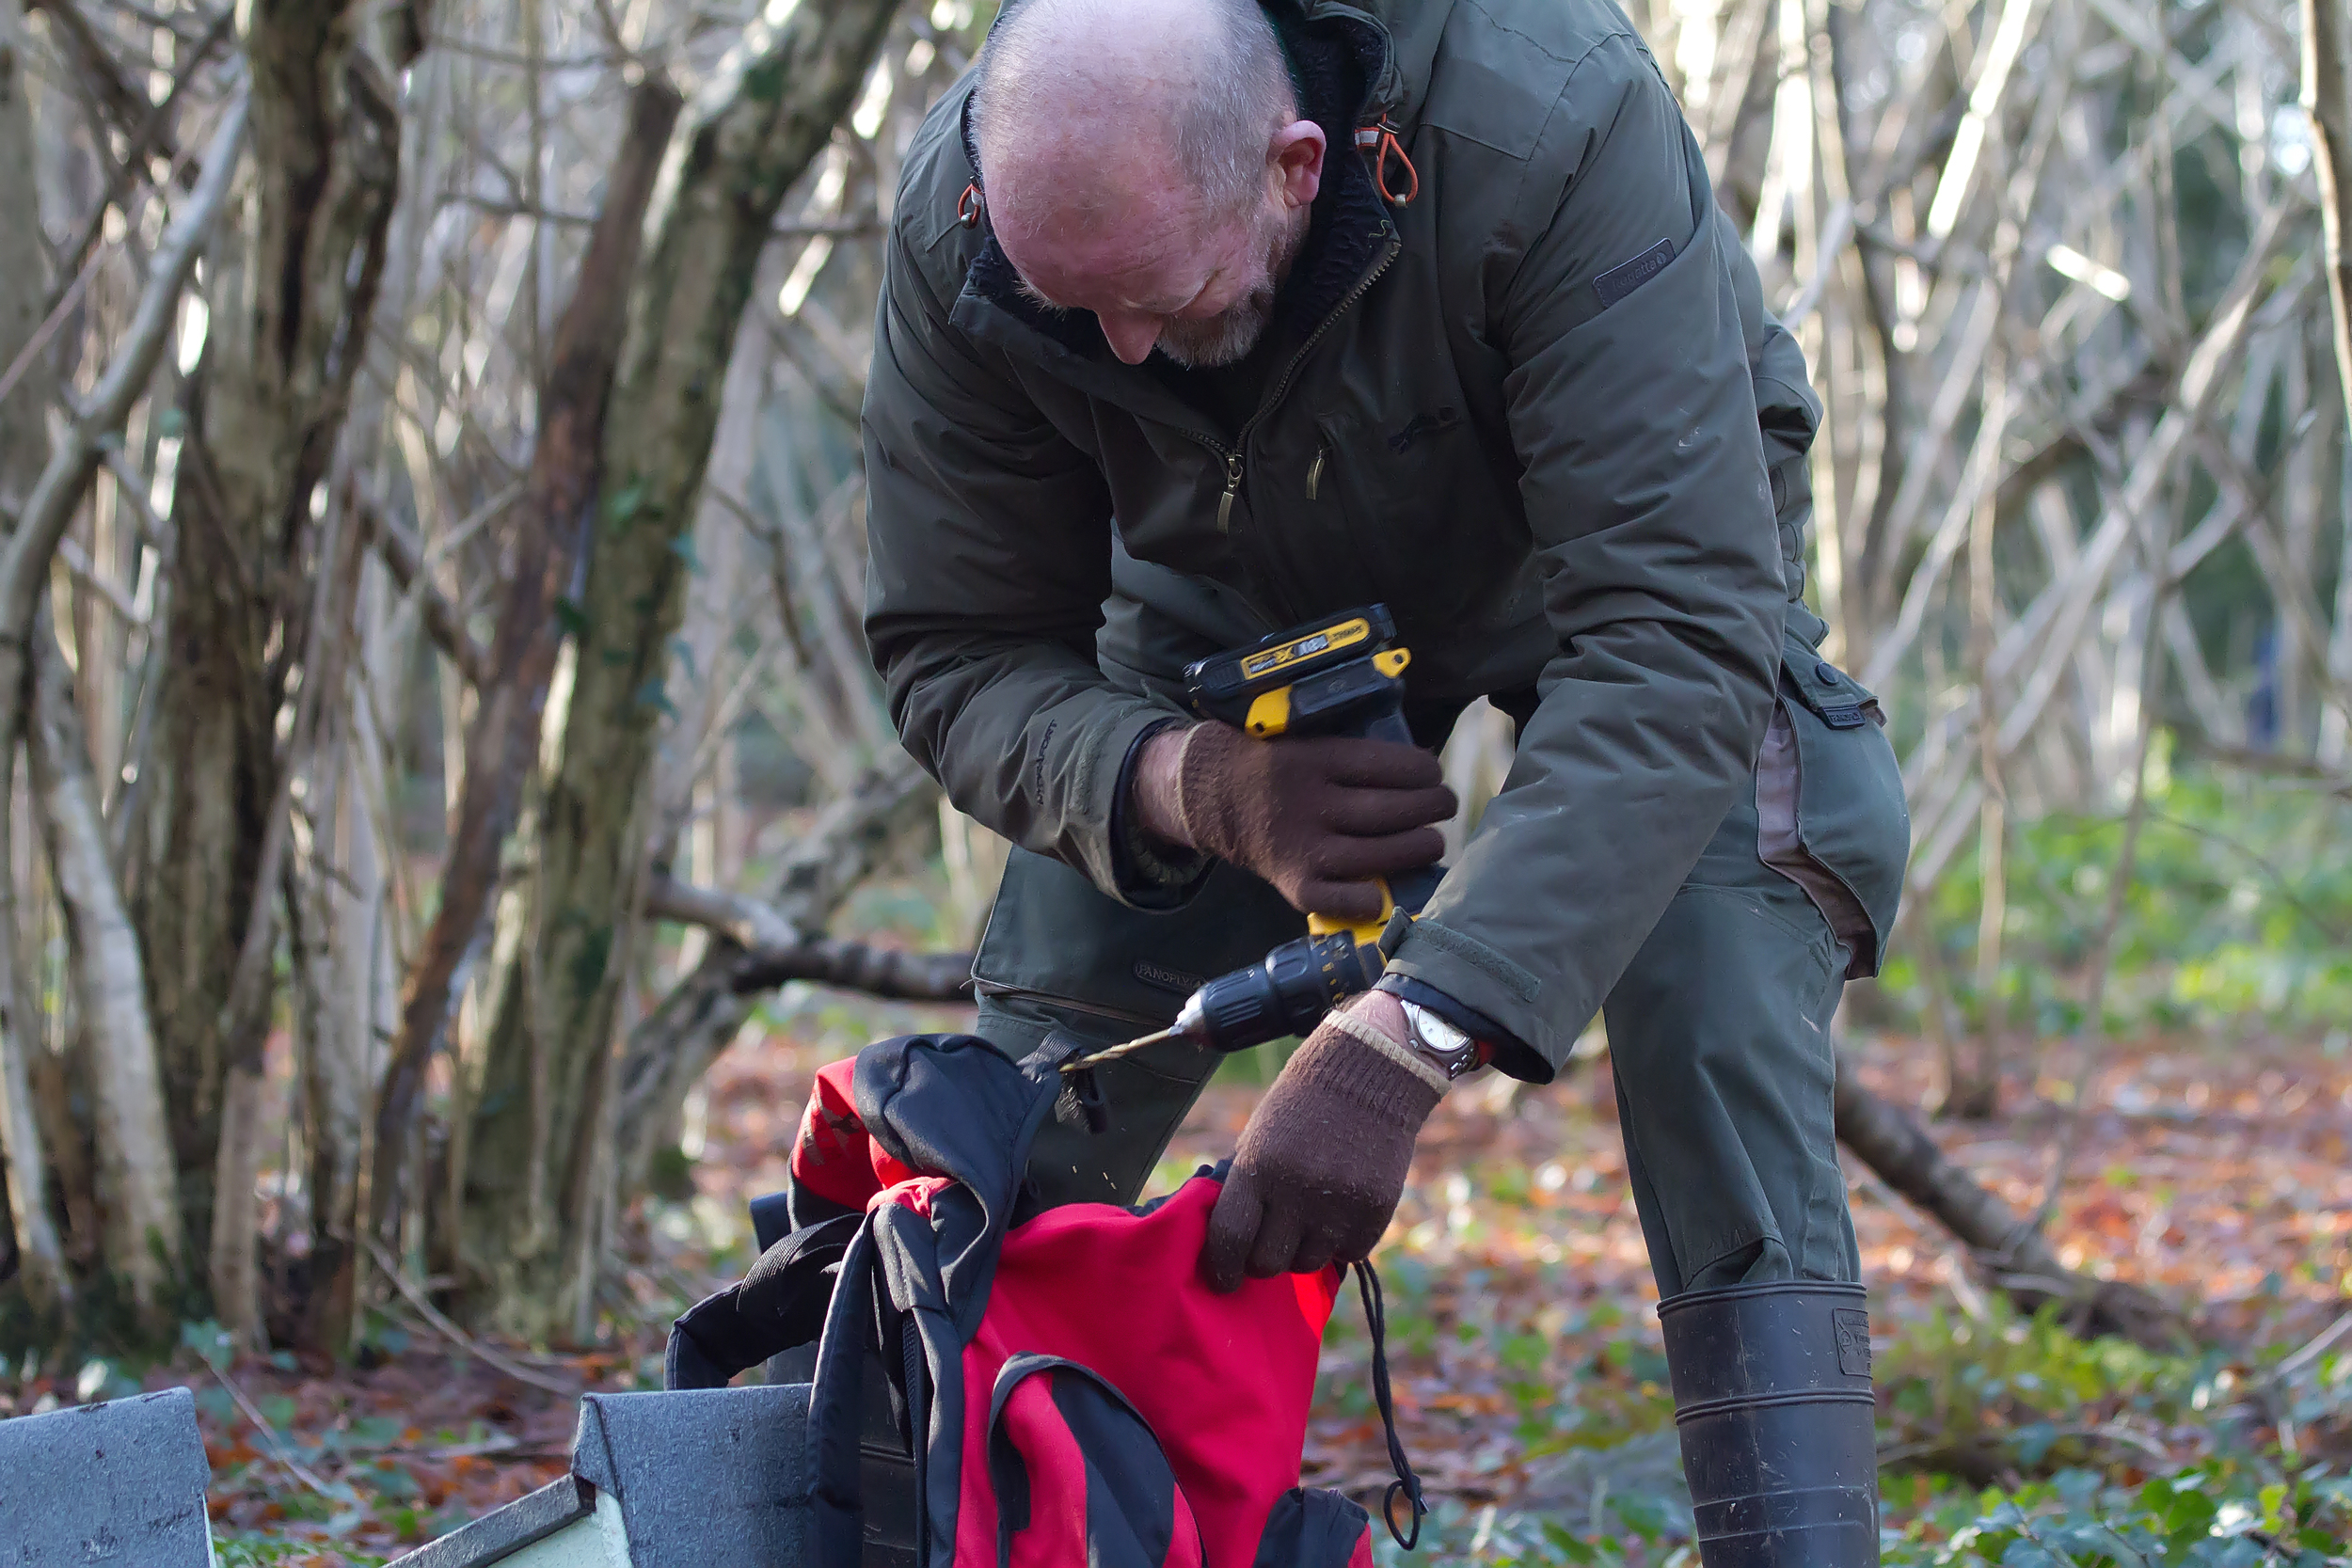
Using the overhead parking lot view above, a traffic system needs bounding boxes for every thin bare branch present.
[352,488,494,687]
[1,92,246,643]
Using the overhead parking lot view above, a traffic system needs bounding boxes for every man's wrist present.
[1324,990,1451,1098]
[1129,721,1197,851]
[1373,974,1510,1073]
[1109,719,1209,901]
[1396,998,1488,1080]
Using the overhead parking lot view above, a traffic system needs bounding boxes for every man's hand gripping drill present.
[1067,609,1486,1291]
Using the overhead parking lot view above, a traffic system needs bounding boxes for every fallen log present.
[1832,1052,2194,1353]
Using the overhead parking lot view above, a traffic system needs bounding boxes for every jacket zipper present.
[1306,444,1327,500]
[1192,226,1403,589]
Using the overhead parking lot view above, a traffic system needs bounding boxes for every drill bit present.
[1058,1025,1178,1072]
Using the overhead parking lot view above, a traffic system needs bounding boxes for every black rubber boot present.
[1657,1281,1880,1567]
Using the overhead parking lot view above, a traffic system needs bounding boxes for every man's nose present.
[1098,312,1160,364]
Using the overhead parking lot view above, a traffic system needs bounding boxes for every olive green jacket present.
[861,0,1825,1070]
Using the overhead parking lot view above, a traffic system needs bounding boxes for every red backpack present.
[665,1033,1425,1568]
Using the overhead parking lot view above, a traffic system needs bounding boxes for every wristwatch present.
[1396,999,1487,1080]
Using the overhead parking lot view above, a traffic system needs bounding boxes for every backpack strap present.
[664,1213,859,1390]
[809,1217,884,1568]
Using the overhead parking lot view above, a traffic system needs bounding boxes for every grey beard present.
[1155,285,1278,368]
[1153,205,1309,369]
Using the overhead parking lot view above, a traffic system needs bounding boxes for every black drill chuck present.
[1170,928,1391,1054]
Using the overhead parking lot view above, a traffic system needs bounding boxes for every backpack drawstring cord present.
[1354,1259,1428,1550]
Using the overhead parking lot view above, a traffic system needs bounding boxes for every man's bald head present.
[975,0,1297,228]
[971,0,1326,367]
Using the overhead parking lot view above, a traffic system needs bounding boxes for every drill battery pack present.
[1182,606,1415,746]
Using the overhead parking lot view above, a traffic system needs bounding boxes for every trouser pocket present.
[1756,633,1912,979]
[972,847,1303,1025]
[973,850,1306,1206]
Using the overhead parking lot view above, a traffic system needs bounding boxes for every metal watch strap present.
[1396,999,1483,1080]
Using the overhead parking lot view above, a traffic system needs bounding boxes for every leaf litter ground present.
[10,1007,2351,1562]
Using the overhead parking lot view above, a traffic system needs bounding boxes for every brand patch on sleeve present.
[1592,238,1677,310]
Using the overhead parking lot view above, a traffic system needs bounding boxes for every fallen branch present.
[2266,1308,2352,1388]
[190,1347,343,1501]
[1877,1419,2177,1485]
[1833,1051,2193,1352]
[364,1236,582,1399]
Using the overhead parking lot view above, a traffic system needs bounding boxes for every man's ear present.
[1269,119,1325,209]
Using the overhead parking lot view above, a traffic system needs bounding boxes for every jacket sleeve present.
[1382,40,1788,1078]
[861,222,1181,900]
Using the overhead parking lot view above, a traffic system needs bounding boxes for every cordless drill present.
[1069,607,1440,1092]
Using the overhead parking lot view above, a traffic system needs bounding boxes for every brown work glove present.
[1200,991,1447,1291]
[1135,721,1454,921]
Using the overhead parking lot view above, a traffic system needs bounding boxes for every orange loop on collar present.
[957,182,985,228]
[1354,120,1419,207]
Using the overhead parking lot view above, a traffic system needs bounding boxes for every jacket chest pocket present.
[1303,405,1515,627]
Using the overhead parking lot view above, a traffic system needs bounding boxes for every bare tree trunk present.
[0,0,67,1316]
[366,76,680,1308]
[0,0,46,505]
[1956,383,2010,1121]
[131,0,400,1329]
[460,0,905,1338]
[298,586,396,1354]
[1,18,245,1322]
[27,609,181,1321]
[0,794,60,1316]
[2306,0,2352,445]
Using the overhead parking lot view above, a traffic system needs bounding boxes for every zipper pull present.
[1217,452,1243,532]
[1307,444,1328,500]
[1353,119,1420,206]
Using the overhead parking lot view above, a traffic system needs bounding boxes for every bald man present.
[862,1,1909,1560]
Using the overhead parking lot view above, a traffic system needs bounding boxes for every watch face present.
[1404,1003,1470,1055]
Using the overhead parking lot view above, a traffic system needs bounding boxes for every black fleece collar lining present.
[957,3,1395,359]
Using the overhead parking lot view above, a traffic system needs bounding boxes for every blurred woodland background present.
[2,0,2351,1557]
